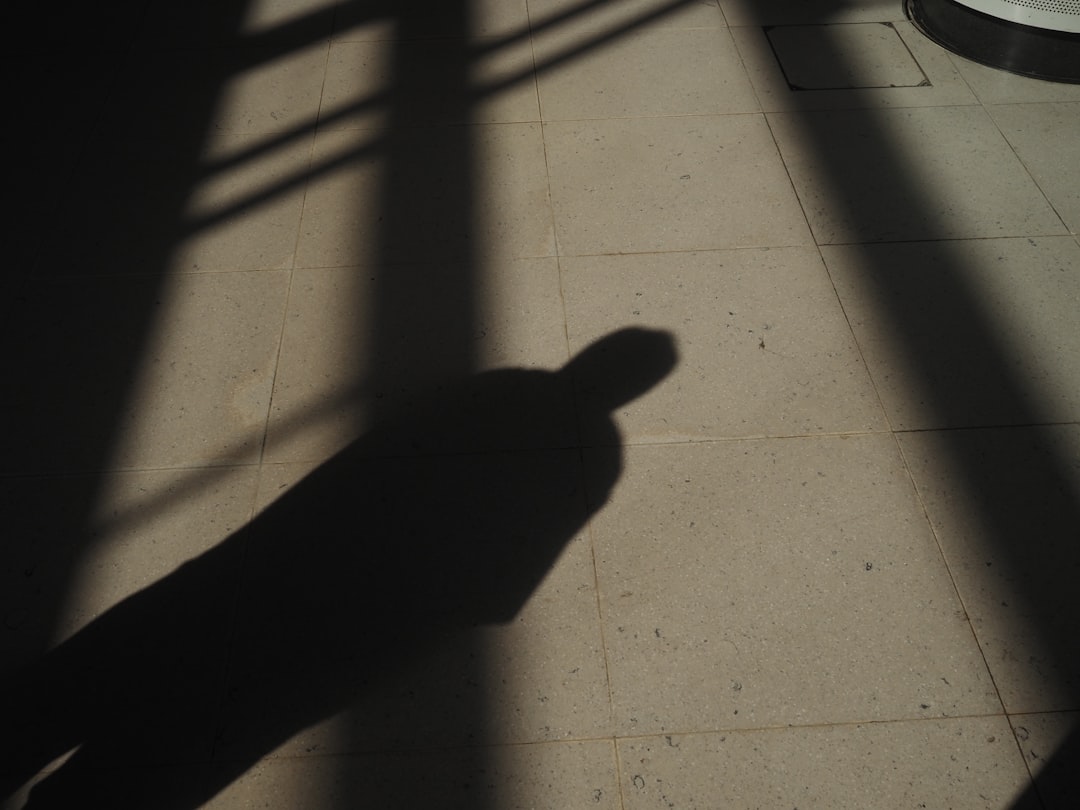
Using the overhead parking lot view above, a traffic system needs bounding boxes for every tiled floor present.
[3,1,1079,808]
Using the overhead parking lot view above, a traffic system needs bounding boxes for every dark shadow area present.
[0,328,678,809]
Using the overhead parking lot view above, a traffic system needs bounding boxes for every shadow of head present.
[3,327,677,809]
[358,325,678,457]
[564,326,679,412]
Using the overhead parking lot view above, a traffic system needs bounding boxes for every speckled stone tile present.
[823,237,1080,430]
[719,0,905,26]
[295,123,555,269]
[544,115,813,255]
[618,718,1035,810]
[265,258,571,463]
[897,425,1080,714]
[205,739,620,809]
[36,128,314,276]
[102,272,289,470]
[3,272,289,473]
[989,103,1080,235]
[561,247,885,442]
[101,42,329,138]
[528,0,725,34]
[333,0,532,41]
[587,436,999,736]
[38,467,256,645]
[769,105,1067,243]
[319,37,540,129]
[535,26,758,120]
[946,53,1080,105]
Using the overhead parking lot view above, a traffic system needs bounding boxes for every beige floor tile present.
[989,103,1080,235]
[179,129,314,272]
[296,123,555,269]
[320,38,540,129]
[769,105,1067,243]
[824,237,1080,430]
[545,115,813,255]
[485,740,620,808]
[38,128,313,276]
[561,248,885,441]
[253,460,320,511]
[103,43,329,139]
[99,274,289,468]
[478,258,574,369]
[194,42,331,135]
[618,717,1035,809]
[263,262,410,463]
[1011,712,1080,810]
[528,0,726,35]
[3,273,288,474]
[897,425,1080,714]
[236,0,339,38]
[535,26,757,120]
[733,20,978,111]
[588,436,999,735]
[334,0,532,41]
[480,534,612,744]
[47,467,257,644]
[265,258,571,463]
[947,53,1080,105]
[720,0,905,26]
[105,271,289,469]
[206,739,619,809]
[289,127,387,269]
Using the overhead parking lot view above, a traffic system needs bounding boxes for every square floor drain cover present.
[766,22,930,91]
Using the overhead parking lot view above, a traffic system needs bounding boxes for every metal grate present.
[954,0,1080,31]
[1001,0,1080,14]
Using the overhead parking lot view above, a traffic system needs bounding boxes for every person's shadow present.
[2,327,677,809]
